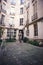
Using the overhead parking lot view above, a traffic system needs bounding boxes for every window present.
[7,28,14,38]
[0,15,5,25]
[11,0,16,5]
[2,3,6,13]
[26,27,29,36]
[34,23,38,36]
[20,0,24,4]
[20,18,23,25]
[20,7,23,14]
[10,17,14,21]
[33,1,37,14]
[1,3,6,14]
[2,3,6,9]
[4,0,7,2]
[32,0,37,21]
[10,7,15,15]
[28,3,30,8]
[14,29,16,39]
[7,29,10,37]
[10,17,14,25]
[0,2,1,12]
[32,0,35,3]
[26,9,29,25]
[0,0,1,2]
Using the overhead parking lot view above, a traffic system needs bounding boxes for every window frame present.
[20,18,23,25]
[34,23,38,36]
[20,7,23,14]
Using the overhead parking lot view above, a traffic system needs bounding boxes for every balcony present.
[32,13,38,21]
[10,13,15,16]
[1,8,6,14]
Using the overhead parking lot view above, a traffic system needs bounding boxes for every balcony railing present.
[32,13,38,21]
[10,13,15,16]
[1,8,6,14]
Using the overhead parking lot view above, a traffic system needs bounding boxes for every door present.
[19,30,24,40]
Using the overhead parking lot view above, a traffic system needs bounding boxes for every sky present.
[10,0,24,3]
[10,0,16,3]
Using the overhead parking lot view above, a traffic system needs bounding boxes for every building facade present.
[24,0,43,41]
[0,0,43,41]
[0,0,8,39]
[0,0,26,40]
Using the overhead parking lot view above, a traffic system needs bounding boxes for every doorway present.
[19,30,24,40]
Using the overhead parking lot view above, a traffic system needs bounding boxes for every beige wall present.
[1,0,43,40]
[37,0,43,19]
[24,0,43,40]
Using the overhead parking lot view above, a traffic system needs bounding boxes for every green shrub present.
[23,37,39,46]
[28,40,39,46]
[33,40,39,46]
[28,40,33,44]
[6,38,16,42]
[23,37,29,43]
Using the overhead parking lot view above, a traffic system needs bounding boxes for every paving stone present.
[0,42,43,65]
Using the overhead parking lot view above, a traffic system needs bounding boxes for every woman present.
[18,31,22,43]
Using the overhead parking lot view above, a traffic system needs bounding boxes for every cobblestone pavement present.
[0,41,43,65]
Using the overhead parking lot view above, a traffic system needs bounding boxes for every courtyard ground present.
[0,41,43,65]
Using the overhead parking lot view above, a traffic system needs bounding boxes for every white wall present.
[29,25,34,39]
[38,21,43,39]
[16,30,19,40]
